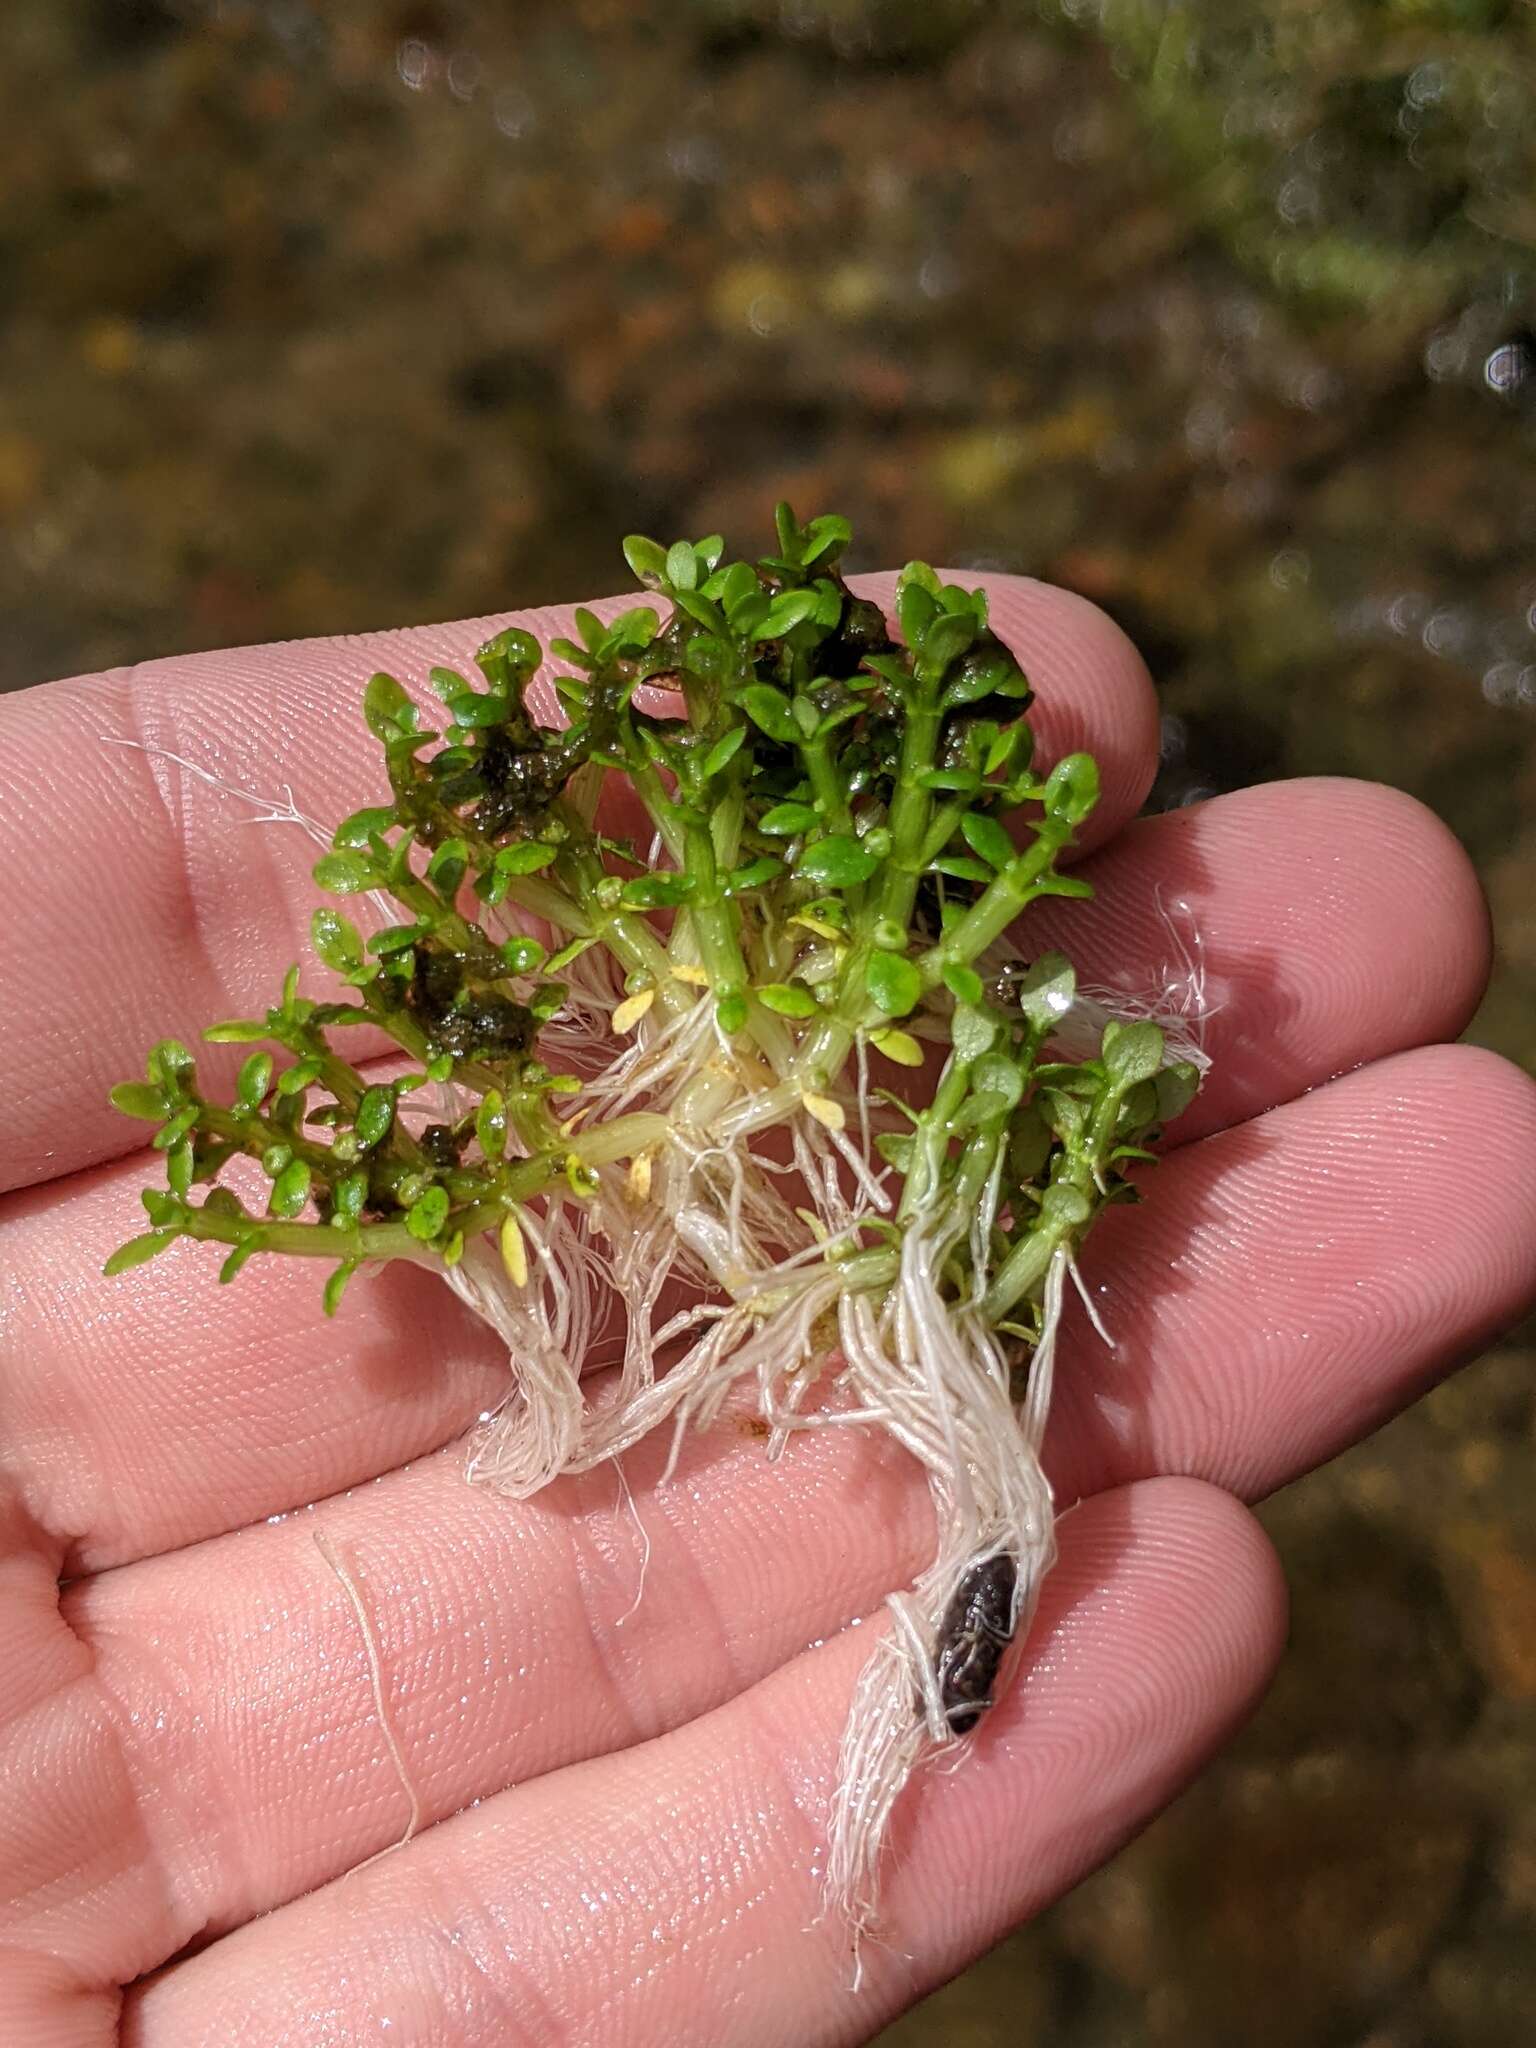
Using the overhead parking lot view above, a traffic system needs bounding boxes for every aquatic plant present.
[106,507,1200,1945]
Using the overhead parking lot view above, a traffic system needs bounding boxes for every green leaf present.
[951,1004,997,1063]
[500,934,547,974]
[942,963,986,1007]
[103,1227,181,1277]
[929,855,992,884]
[666,540,699,591]
[801,513,851,565]
[603,605,660,655]
[715,991,749,1036]
[1018,952,1076,1031]
[865,950,922,1018]
[920,611,977,673]
[476,1088,508,1161]
[572,607,607,653]
[269,1159,313,1220]
[623,533,668,583]
[701,725,747,780]
[363,671,413,739]
[724,591,768,640]
[725,856,783,894]
[869,1027,923,1067]
[737,685,798,744]
[146,1040,196,1087]
[1155,1062,1201,1124]
[333,1171,368,1223]
[202,1019,268,1044]
[757,981,818,1019]
[943,646,1025,709]
[219,1234,263,1284]
[994,723,1034,777]
[797,836,878,890]
[110,1081,170,1121]
[445,691,509,729]
[897,573,938,651]
[311,907,365,975]
[1043,751,1101,828]
[332,805,397,849]
[233,1051,273,1112]
[1037,873,1095,901]
[152,1103,200,1150]
[354,1088,392,1152]
[673,591,725,635]
[427,839,470,896]
[475,626,541,689]
[368,921,426,956]
[970,1054,1024,1111]
[313,851,377,895]
[621,872,694,909]
[759,802,819,836]
[165,1138,194,1200]
[322,1262,359,1317]
[1040,1183,1092,1233]
[407,1184,451,1241]
[494,842,557,876]
[756,589,820,640]
[875,1131,915,1172]
[276,1056,323,1097]
[960,812,1015,873]
[1101,1019,1166,1089]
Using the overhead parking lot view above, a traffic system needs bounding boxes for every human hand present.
[2,575,1532,2046]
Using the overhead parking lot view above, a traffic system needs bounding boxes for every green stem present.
[682,819,749,1006]
[916,820,1071,988]
[801,734,853,837]
[981,1220,1068,1323]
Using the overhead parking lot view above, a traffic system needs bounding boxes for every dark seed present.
[931,1552,1019,1736]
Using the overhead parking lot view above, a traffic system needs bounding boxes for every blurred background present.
[4,0,1534,2038]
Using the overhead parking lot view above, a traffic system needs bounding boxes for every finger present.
[1032,775,1491,1142]
[64,1397,926,1951]
[1047,1041,1536,1504]
[0,575,1157,1194]
[118,1479,1284,2047]
[56,1046,1535,1943]
[5,1015,1529,1579]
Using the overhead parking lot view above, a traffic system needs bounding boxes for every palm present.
[2,576,1531,2047]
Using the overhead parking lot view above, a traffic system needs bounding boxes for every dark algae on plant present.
[107,508,1204,1948]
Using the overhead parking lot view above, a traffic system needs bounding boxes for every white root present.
[822,1236,1067,1951]
[312,1525,423,1865]
[1057,887,1221,1073]
[459,1206,599,1494]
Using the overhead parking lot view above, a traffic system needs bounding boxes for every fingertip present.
[1300,776,1493,1040]
[1026,1477,1287,1736]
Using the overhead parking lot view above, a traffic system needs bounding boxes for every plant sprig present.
[109,504,1192,1324]
[107,506,1203,1937]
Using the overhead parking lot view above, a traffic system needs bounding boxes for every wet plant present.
[107,506,1202,1948]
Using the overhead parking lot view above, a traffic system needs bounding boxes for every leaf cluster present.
[106,504,1200,1336]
